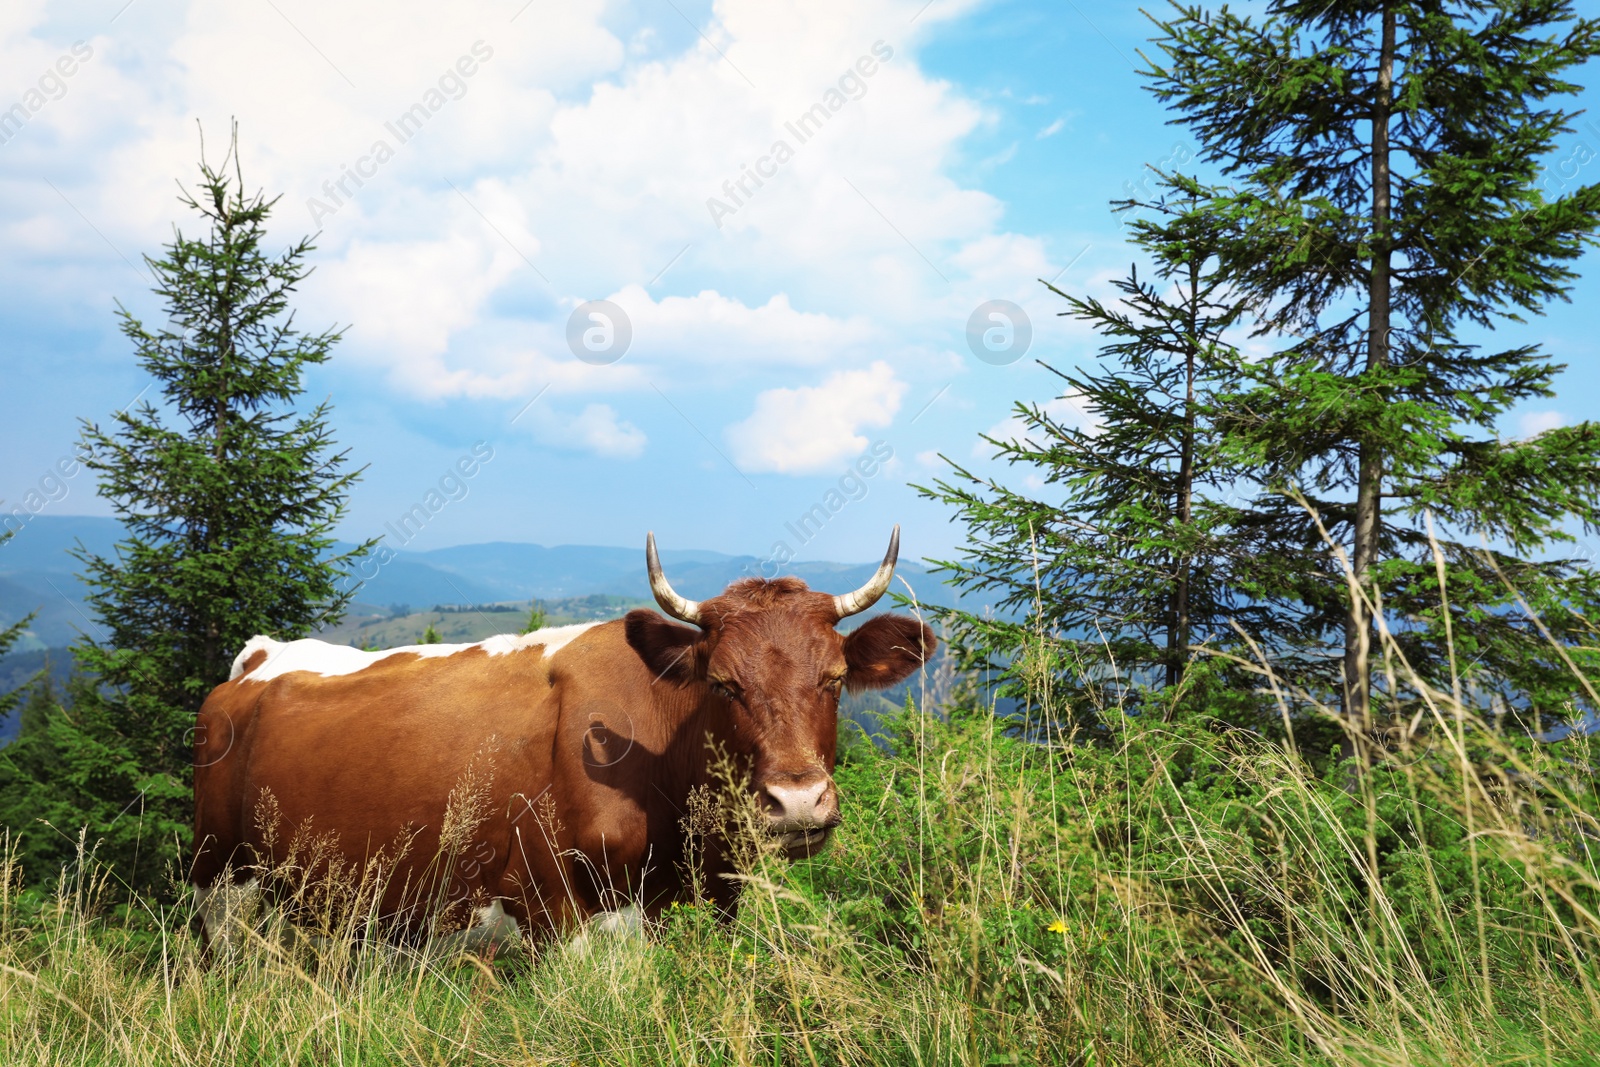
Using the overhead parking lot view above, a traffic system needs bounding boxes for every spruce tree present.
[1145,1,1600,743]
[0,535,45,858]
[0,672,93,884]
[0,534,33,727]
[917,179,1273,727]
[3,131,371,893]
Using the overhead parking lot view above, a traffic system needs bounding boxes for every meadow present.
[0,612,1597,1067]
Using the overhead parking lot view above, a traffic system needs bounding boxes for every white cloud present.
[529,403,647,458]
[1,0,1069,431]
[308,221,532,398]
[1518,410,1565,439]
[1035,117,1065,139]
[607,284,878,367]
[980,141,1019,169]
[727,361,906,473]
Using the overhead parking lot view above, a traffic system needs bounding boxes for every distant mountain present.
[0,515,122,571]
[0,515,964,651]
[319,595,655,649]
[0,647,75,743]
[356,539,737,604]
[356,538,940,607]
[0,516,114,651]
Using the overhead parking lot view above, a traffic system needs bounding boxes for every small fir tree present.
[0,533,33,725]
[0,671,102,884]
[3,129,372,893]
[917,181,1273,727]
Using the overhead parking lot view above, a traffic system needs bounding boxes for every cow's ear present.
[625,609,702,684]
[843,614,937,692]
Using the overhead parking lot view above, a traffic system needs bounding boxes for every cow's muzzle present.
[763,778,841,860]
[776,826,833,859]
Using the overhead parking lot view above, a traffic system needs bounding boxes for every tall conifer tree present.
[1146,1,1600,742]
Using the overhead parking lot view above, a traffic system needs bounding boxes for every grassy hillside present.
[1,590,1594,1065]
[317,595,653,648]
[1,656,1596,1063]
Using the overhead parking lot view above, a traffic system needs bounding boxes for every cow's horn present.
[646,532,702,625]
[833,525,900,619]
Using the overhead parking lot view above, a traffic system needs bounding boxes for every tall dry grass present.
[0,594,1597,1064]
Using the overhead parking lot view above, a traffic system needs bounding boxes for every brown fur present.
[191,578,936,943]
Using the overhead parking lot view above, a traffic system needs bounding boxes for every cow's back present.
[192,623,615,932]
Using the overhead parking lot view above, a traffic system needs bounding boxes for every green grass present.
[3,633,1599,1064]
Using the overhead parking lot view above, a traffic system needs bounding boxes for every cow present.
[190,527,935,952]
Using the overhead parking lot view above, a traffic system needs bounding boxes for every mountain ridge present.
[0,515,953,651]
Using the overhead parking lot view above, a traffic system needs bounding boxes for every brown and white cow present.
[190,527,934,949]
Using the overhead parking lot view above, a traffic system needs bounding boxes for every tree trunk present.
[1169,256,1198,692]
[201,218,238,703]
[1342,4,1395,761]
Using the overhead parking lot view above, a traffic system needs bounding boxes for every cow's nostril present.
[816,781,841,827]
[763,778,836,832]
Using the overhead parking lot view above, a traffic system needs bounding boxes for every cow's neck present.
[639,685,748,908]
[658,686,741,795]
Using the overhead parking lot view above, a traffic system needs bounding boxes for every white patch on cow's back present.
[230,622,601,683]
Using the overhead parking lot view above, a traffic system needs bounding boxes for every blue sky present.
[3,0,1598,576]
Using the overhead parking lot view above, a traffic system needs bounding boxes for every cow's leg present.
[497,821,590,940]
[427,898,525,959]
[191,884,215,962]
[563,903,646,957]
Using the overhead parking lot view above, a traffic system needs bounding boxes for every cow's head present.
[625,527,935,859]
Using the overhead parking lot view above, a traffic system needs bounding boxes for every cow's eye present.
[823,675,846,692]
[709,678,741,701]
